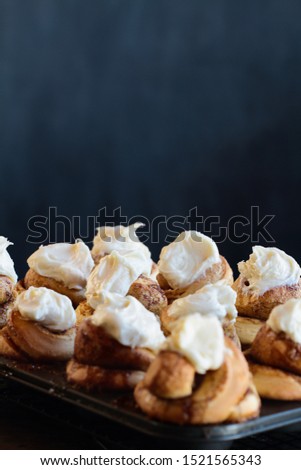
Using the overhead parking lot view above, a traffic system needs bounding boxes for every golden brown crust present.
[226,378,261,422]
[67,359,145,391]
[143,351,195,399]
[157,256,233,303]
[0,299,15,329]
[1,310,75,362]
[75,300,94,325]
[134,338,251,424]
[156,273,170,291]
[74,318,155,371]
[69,315,155,391]
[0,275,14,304]
[0,326,26,360]
[14,279,26,295]
[128,275,167,316]
[250,324,301,375]
[233,276,301,320]
[190,339,249,424]
[248,360,301,400]
[159,306,175,333]
[0,305,7,329]
[235,316,265,348]
[223,321,241,349]
[24,268,85,307]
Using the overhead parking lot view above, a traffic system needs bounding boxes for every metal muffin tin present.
[1,357,301,449]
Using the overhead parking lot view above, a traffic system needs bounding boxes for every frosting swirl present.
[167,282,237,324]
[27,241,94,290]
[158,231,220,289]
[91,293,165,351]
[238,246,301,295]
[163,314,225,374]
[15,286,76,332]
[92,223,152,274]
[267,298,301,344]
[86,250,150,309]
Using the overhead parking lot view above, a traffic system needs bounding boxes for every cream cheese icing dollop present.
[238,246,301,296]
[86,250,149,309]
[15,286,76,332]
[91,293,165,351]
[92,223,152,273]
[27,242,94,290]
[267,298,301,344]
[163,314,225,374]
[158,231,220,289]
[167,282,237,324]
[0,236,17,284]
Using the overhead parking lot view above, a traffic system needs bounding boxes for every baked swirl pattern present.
[135,338,260,424]
[67,318,155,391]
[0,309,75,362]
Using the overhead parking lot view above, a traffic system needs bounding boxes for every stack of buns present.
[1,223,301,423]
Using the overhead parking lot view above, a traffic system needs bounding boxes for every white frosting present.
[27,242,94,290]
[86,250,148,309]
[158,231,220,289]
[15,286,76,332]
[92,223,152,274]
[163,314,225,374]
[0,237,17,284]
[91,293,165,351]
[238,246,301,295]
[267,298,301,344]
[167,282,237,324]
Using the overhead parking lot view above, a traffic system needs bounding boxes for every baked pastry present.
[233,246,301,347]
[160,282,240,347]
[157,231,233,303]
[24,241,94,307]
[127,274,166,316]
[75,299,94,325]
[0,277,16,329]
[226,380,262,423]
[15,279,26,295]
[0,286,76,362]
[135,314,260,424]
[67,293,165,391]
[248,298,301,399]
[76,250,167,324]
[235,316,263,349]
[0,237,18,328]
[234,246,301,320]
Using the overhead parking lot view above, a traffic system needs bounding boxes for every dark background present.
[1,0,301,278]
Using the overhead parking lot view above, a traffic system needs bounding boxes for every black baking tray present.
[1,357,301,449]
